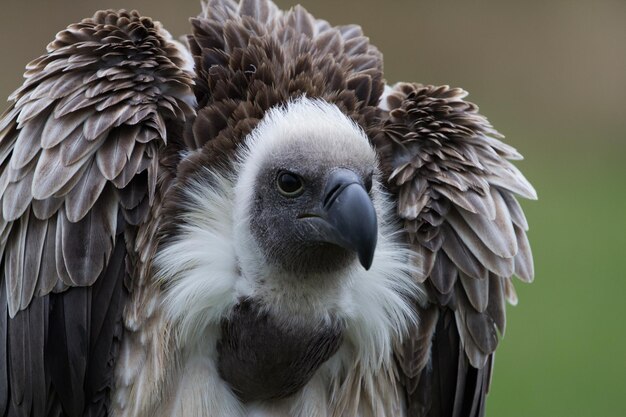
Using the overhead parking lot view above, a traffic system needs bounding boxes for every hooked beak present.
[300,169,378,270]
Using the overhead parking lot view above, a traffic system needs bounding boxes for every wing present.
[0,10,194,417]
[372,83,536,417]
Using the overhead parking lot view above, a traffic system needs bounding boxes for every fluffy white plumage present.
[152,98,424,416]
[0,2,536,416]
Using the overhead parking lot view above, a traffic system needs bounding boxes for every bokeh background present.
[1,1,625,416]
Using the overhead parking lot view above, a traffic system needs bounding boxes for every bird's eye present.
[277,171,304,197]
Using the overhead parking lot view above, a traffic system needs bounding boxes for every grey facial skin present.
[249,162,377,275]
[217,148,378,403]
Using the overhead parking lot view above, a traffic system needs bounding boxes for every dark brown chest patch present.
[217,298,344,403]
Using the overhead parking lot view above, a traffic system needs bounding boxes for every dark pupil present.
[279,173,301,193]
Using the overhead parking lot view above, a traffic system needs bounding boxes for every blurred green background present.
[1,1,625,416]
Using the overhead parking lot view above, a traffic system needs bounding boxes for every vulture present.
[0,1,536,416]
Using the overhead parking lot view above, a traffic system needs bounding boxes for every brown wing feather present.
[186,0,384,158]
[0,10,194,417]
[373,83,535,416]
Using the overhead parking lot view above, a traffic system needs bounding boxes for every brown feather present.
[53,87,100,119]
[504,278,518,306]
[32,145,88,200]
[95,128,135,181]
[2,168,35,222]
[35,217,59,297]
[286,6,315,37]
[441,223,488,280]
[51,158,90,199]
[239,0,278,23]
[60,126,105,166]
[486,274,506,335]
[457,188,517,259]
[64,159,107,223]
[514,225,534,283]
[465,311,498,355]
[31,197,64,220]
[2,6,193,309]
[41,110,90,150]
[434,185,496,221]
[447,208,515,277]
[315,29,343,57]
[44,72,86,100]
[7,303,28,409]
[396,304,439,395]
[54,208,74,287]
[16,98,54,125]
[430,251,457,294]
[485,160,537,200]
[372,80,535,415]
[454,307,488,368]
[4,211,29,317]
[10,110,48,170]
[459,272,489,313]
[410,242,435,283]
[111,144,147,189]
[20,215,47,310]
[499,187,529,230]
[61,187,117,286]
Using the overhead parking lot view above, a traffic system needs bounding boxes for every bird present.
[0,1,536,416]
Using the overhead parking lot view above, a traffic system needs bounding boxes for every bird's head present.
[156,97,417,349]
[233,98,380,277]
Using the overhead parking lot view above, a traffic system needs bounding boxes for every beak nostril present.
[323,183,344,209]
[323,168,363,209]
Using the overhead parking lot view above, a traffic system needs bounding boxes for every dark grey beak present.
[301,169,378,270]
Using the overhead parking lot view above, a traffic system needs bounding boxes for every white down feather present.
[153,98,424,417]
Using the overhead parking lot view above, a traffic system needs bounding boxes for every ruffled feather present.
[373,82,535,415]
